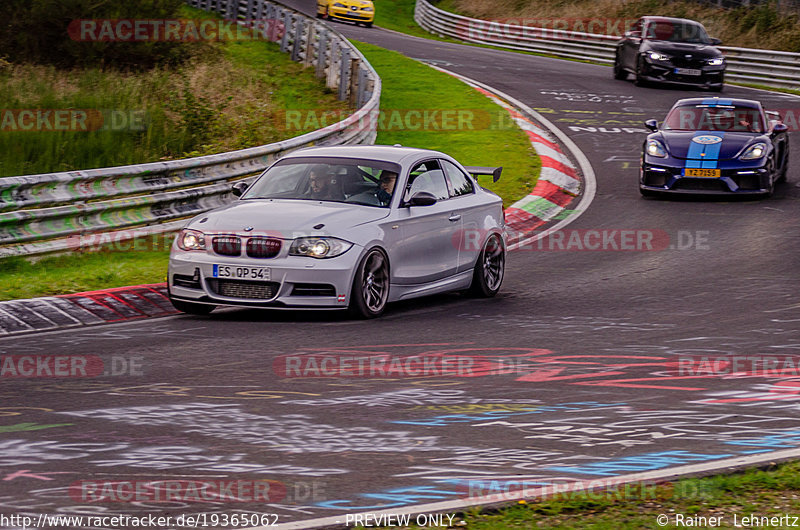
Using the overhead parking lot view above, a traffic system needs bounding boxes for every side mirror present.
[231,181,249,197]
[772,122,788,135]
[709,37,722,45]
[645,119,659,132]
[406,191,437,207]
[625,30,641,39]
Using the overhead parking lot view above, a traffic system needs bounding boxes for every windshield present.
[241,158,401,208]
[662,105,764,133]
[645,21,711,44]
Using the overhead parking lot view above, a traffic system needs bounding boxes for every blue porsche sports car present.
[640,97,790,196]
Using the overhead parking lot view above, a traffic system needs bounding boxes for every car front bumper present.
[168,247,363,309]
[640,162,772,194]
[329,7,374,22]
[640,61,725,88]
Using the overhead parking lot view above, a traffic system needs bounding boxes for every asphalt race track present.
[2,4,800,528]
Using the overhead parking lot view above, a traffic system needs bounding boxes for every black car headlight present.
[740,142,767,160]
[648,52,670,61]
[646,139,668,158]
[289,237,353,258]
[707,57,725,66]
[177,229,206,251]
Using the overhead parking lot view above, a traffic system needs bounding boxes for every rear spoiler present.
[464,166,502,183]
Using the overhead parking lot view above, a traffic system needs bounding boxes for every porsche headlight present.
[361,6,373,11]
[740,142,767,160]
[289,237,353,258]
[177,229,206,251]
[646,139,667,158]
[707,57,725,66]
[648,52,670,61]
[333,2,346,7]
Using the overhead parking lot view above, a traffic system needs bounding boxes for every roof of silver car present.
[283,145,447,164]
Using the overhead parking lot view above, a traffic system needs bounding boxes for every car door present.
[440,159,486,273]
[390,160,462,285]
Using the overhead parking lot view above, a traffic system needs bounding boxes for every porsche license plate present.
[213,265,271,280]
[684,168,721,178]
[675,68,702,76]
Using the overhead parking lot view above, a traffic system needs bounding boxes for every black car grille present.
[246,237,282,258]
[670,56,704,68]
[291,283,336,297]
[212,236,241,256]
[208,279,279,300]
[673,178,729,192]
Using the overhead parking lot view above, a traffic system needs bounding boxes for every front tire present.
[349,248,390,318]
[470,233,505,297]
[170,298,215,315]
[613,52,627,80]
[634,56,647,87]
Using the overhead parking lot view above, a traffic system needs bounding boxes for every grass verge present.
[0,41,540,301]
[0,244,171,300]
[365,461,800,529]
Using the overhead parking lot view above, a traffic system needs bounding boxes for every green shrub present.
[2,0,190,69]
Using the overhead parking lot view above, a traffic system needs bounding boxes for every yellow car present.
[317,0,375,27]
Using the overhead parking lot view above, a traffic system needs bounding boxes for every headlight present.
[740,142,767,160]
[646,139,667,158]
[361,6,373,11]
[177,229,206,251]
[289,237,353,258]
[707,57,725,66]
[648,52,670,61]
[333,2,346,7]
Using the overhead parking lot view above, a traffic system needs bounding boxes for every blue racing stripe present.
[701,98,732,107]
[685,132,707,169]
[701,131,725,168]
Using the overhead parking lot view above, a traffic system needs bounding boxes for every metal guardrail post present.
[316,29,329,78]
[304,24,316,68]
[349,58,360,107]
[327,39,339,89]
[357,66,368,107]
[291,19,304,61]
[339,48,351,101]
[280,11,291,53]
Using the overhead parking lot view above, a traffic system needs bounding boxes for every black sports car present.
[640,97,790,196]
[614,16,726,90]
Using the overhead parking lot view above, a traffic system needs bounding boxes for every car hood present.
[644,40,722,59]
[187,199,389,237]
[658,131,760,160]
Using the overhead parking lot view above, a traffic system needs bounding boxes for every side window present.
[406,160,449,201]
[630,18,643,37]
[441,160,474,198]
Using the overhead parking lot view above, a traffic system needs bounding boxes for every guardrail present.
[414,0,800,90]
[0,0,380,258]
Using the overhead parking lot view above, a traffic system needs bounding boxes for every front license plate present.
[684,168,721,178]
[675,68,702,76]
[213,265,271,280]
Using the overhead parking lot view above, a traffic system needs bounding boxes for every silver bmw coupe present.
[168,145,506,318]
